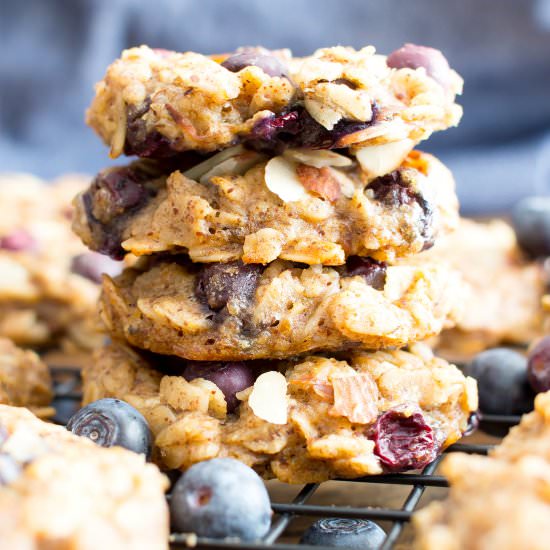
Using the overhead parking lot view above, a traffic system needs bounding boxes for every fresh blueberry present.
[511,196,550,258]
[527,336,550,393]
[300,518,386,549]
[222,48,289,78]
[67,398,152,458]
[343,257,387,290]
[170,457,271,540]
[463,348,535,415]
[372,409,435,471]
[183,362,256,412]
[70,252,122,283]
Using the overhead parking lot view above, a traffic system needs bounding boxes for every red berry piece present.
[527,336,550,393]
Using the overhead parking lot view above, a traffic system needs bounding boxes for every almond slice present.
[184,145,248,181]
[355,139,413,177]
[296,164,341,202]
[283,148,352,168]
[330,373,379,424]
[248,371,288,424]
[264,156,306,203]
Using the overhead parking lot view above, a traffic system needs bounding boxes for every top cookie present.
[87,44,462,159]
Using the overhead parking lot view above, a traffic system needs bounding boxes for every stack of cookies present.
[73,43,478,483]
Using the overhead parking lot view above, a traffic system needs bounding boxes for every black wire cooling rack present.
[50,365,520,550]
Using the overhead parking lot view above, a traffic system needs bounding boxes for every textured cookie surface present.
[73,150,458,264]
[0,173,122,350]
[98,256,464,361]
[424,219,548,360]
[0,405,168,549]
[87,45,462,159]
[83,342,477,483]
[414,392,550,550]
[0,338,52,417]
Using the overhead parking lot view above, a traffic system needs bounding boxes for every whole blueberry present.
[300,518,386,549]
[527,336,550,393]
[67,398,152,458]
[511,196,550,258]
[463,348,534,415]
[221,48,288,78]
[183,362,256,412]
[170,457,271,540]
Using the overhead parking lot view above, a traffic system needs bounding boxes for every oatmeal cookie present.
[87,44,462,159]
[83,341,477,483]
[0,405,168,549]
[0,338,52,417]
[0,173,122,349]
[423,219,548,360]
[98,255,464,361]
[413,392,550,550]
[73,149,458,263]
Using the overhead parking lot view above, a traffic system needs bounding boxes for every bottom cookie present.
[413,391,550,550]
[0,338,52,417]
[0,405,169,549]
[83,342,478,483]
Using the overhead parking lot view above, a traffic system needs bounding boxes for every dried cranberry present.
[343,257,387,290]
[196,262,263,312]
[183,362,256,412]
[0,229,36,252]
[527,336,550,393]
[372,409,435,471]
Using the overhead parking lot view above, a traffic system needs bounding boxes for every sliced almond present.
[248,371,288,424]
[184,145,249,181]
[283,148,352,168]
[197,150,266,184]
[264,156,306,203]
[296,164,341,202]
[355,139,413,177]
[327,168,356,198]
[304,98,342,130]
[330,373,379,424]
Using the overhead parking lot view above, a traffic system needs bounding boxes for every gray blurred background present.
[1,0,550,213]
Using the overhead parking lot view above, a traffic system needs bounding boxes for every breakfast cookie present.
[0,405,168,549]
[0,338,52,417]
[0,173,122,350]
[87,44,462,159]
[423,219,548,360]
[98,255,464,361]
[73,149,458,263]
[82,341,477,483]
[413,392,550,550]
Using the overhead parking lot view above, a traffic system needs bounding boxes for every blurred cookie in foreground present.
[0,338,52,417]
[82,341,477,483]
[413,392,550,550]
[0,173,122,351]
[424,218,548,361]
[0,405,168,549]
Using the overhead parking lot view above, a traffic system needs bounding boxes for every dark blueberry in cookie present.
[372,409,435,471]
[0,454,21,485]
[0,229,36,251]
[300,518,386,549]
[70,252,122,284]
[222,47,289,78]
[387,43,452,89]
[463,348,534,415]
[170,457,271,540]
[183,362,256,412]
[344,256,387,290]
[196,261,263,312]
[511,197,550,258]
[463,411,480,436]
[67,398,152,458]
[527,336,550,393]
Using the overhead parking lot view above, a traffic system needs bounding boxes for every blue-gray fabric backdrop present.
[1,0,550,213]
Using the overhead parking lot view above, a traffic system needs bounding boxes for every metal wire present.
[51,366,518,550]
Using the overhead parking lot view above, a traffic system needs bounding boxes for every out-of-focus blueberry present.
[70,252,122,283]
[511,196,550,258]
[170,457,271,540]
[300,518,386,549]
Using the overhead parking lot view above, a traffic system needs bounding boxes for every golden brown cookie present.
[98,255,464,361]
[83,341,477,483]
[0,405,169,549]
[73,150,458,264]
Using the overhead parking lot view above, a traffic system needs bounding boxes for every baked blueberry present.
[70,252,122,283]
[527,336,550,393]
[67,398,152,458]
[170,457,271,540]
[511,196,550,257]
[300,518,386,548]
[463,348,534,415]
